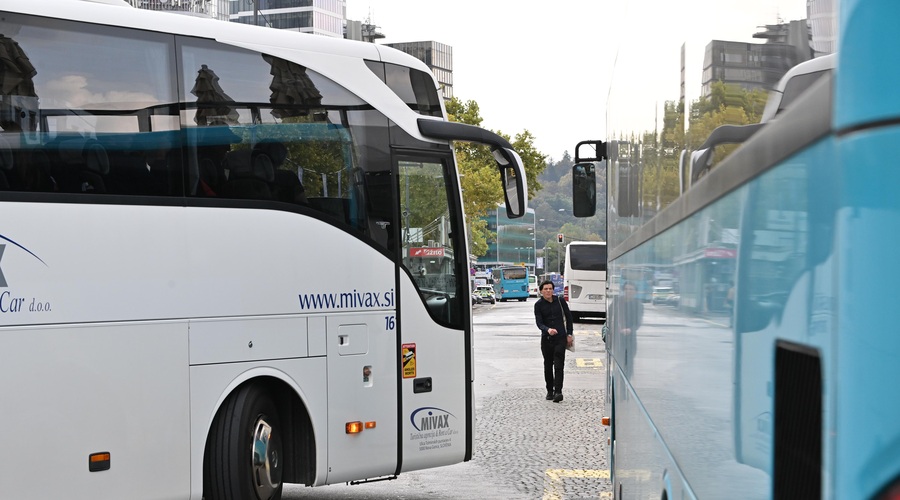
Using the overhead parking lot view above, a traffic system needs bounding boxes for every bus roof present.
[7,0,442,142]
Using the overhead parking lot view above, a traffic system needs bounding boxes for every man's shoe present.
[553,392,563,403]
[546,391,554,400]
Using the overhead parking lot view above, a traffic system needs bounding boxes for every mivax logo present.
[410,407,456,432]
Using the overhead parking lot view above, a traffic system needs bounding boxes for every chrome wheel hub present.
[251,416,281,500]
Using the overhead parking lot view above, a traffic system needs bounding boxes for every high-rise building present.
[227,0,345,37]
[808,0,838,57]
[126,0,230,20]
[386,41,453,101]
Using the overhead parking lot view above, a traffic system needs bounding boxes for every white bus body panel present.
[0,321,191,499]
[0,202,400,497]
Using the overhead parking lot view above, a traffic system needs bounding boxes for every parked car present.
[475,288,496,304]
[651,286,674,305]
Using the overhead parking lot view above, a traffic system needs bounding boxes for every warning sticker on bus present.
[402,343,416,378]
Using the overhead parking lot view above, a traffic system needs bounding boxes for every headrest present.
[83,141,110,175]
[57,138,110,175]
[224,149,274,183]
[255,141,287,166]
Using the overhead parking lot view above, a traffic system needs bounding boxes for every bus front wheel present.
[204,382,284,500]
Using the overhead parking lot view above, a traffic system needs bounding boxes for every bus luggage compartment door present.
[324,312,397,483]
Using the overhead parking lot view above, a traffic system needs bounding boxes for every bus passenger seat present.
[18,150,56,192]
[53,139,109,193]
[272,169,308,205]
[254,141,287,168]
[221,149,274,200]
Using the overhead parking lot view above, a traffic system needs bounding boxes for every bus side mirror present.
[572,162,596,217]
[492,147,528,219]
[572,140,605,218]
[415,119,529,218]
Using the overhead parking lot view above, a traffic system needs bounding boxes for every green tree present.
[445,97,548,257]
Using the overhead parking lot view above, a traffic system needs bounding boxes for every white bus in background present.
[0,1,528,499]
[564,241,608,321]
[528,273,539,297]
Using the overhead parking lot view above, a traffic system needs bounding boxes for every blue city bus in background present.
[538,272,565,296]
[492,266,529,302]
[573,0,900,498]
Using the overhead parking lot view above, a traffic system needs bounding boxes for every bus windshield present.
[569,244,608,271]
[503,267,527,280]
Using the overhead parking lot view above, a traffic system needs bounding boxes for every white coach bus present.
[0,1,527,499]
[564,241,608,321]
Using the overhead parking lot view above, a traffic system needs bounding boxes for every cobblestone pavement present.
[285,301,612,499]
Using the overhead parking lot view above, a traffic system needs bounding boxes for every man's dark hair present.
[539,279,554,290]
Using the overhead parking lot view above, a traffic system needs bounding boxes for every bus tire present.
[204,382,284,500]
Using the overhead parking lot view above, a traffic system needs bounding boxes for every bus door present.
[396,152,472,472]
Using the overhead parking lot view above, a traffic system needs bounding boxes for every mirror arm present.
[575,140,607,163]
[417,118,513,151]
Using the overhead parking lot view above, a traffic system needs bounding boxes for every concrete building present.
[701,20,811,97]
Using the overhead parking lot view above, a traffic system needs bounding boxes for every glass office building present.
[478,205,536,271]
[128,0,230,20]
[228,0,345,37]
[808,0,838,58]
[387,41,454,100]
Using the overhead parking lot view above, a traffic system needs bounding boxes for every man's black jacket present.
[534,295,574,343]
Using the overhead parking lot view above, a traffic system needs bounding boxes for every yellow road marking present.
[543,469,610,500]
[576,358,604,368]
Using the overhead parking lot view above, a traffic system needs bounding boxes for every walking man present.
[534,279,574,402]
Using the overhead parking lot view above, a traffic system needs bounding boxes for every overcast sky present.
[346,1,809,162]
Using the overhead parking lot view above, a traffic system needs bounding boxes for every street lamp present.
[536,218,545,275]
[529,231,535,270]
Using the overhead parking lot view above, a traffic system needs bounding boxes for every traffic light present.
[557,233,564,244]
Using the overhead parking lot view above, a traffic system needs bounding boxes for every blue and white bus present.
[0,1,528,499]
[574,0,900,498]
[492,266,529,302]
